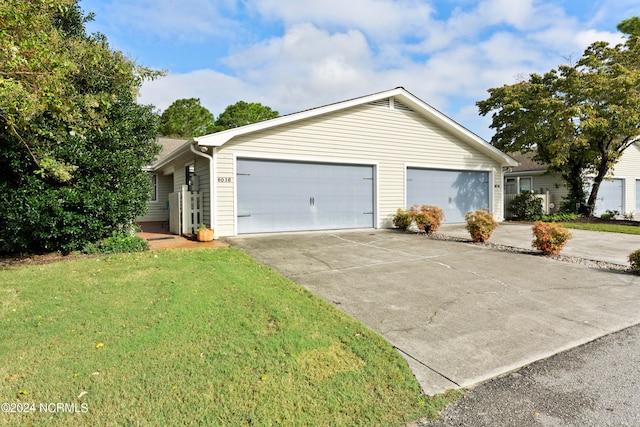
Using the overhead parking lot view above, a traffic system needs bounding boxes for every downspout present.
[190,142,217,239]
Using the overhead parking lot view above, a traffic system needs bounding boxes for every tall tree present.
[0,0,161,253]
[215,101,279,130]
[477,18,640,216]
[159,98,219,137]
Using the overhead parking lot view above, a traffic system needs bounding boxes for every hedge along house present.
[138,87,518,237]
[505,144,640,218]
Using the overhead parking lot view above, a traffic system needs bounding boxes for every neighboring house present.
[505,144,640,217]
[138,87,518,237]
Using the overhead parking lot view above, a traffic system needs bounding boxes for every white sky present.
[80,0,640,139]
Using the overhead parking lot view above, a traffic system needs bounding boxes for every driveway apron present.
[226,230,640,395]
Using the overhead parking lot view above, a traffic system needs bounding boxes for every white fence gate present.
[168,185,203,235]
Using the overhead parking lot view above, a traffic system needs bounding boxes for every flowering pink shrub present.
[465,210,498,242]
[532,221,572,255]
[409,204,444,235]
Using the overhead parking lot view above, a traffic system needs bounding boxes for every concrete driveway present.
[226,228,640,395]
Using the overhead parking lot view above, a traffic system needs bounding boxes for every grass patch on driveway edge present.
[561,222,640,235]
[0,248,458,426]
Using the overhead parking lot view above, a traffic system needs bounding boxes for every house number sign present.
[217,177,233,183]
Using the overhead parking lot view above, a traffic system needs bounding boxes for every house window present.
[519,177,532,193]
[150,173,158,202]
[505,178,517,195]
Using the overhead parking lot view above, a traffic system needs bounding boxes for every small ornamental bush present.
[409,204,444,235]
[82,232,150,254]
[600,210,620,220]
[629,249,640,272]
[392,208,412,231]
[531,221,572,256]
[509,191,543,220]
[465,210,498,242]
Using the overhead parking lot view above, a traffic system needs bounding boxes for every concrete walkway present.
[227,228,640,396]
[137,222,227,250]
[438,222,638,266]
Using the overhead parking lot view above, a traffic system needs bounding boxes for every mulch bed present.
[0,252,99,268]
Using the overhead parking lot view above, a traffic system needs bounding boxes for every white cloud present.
[223,23,378,108]
[129,0,640,138]
[93,0,243,42]
[252,0,435,40]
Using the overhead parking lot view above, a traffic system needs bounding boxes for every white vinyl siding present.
[137,172,173,222]
[214,102,503,236]
[636,179,640,215]
[530,174,567,211]
[609,144,640,216]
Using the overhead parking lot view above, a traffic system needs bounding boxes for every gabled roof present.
[156,137,189,163]
[507,151,548,173]
[192,87,518,167]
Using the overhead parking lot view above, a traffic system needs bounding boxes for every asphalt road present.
[418,323,640,426]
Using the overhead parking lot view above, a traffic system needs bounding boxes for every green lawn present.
[561,222,640,235]
[0,248,458,426]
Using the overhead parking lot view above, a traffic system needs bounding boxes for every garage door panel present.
[407,168,490,223]
[589,178,623,216]
[237,159,374,233]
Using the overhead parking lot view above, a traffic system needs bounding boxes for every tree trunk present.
[560,159,587,214]
[585,156,610,217]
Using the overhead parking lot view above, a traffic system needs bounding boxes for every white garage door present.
[593,178,623,216]
[237,159,374,233]
[407,168,490,223]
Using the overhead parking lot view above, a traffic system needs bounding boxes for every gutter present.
[189,142,218,239]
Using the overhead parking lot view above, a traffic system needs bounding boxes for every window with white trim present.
[150,173,158,202]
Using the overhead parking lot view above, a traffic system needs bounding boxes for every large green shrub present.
[629,249,640,272]
[532,221,572,255]
[509,191,543,220]
[465,210,498,242]
[0,2,161,254]
[409,204,444,235]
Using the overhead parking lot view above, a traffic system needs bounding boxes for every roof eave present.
[149,139,194,170]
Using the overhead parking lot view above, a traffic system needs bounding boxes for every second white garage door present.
[407,168,490,223]
[592,178,623,216]
[237,159,374,233]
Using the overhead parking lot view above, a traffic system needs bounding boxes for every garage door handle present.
[237,215,251,218]
[310,197,315,206]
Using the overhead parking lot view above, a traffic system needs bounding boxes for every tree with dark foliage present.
[0,0,162,253]
[478,17,640,216]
